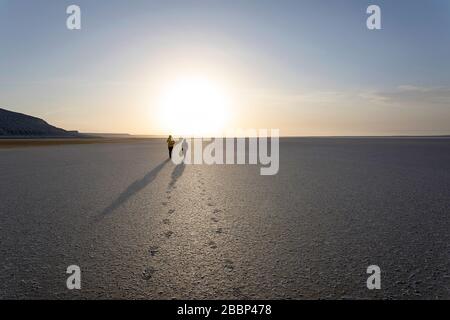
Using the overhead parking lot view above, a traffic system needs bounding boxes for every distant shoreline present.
[1,135,449,149]
[0,137,158,148]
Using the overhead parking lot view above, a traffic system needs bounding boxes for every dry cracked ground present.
[0,138,449,299]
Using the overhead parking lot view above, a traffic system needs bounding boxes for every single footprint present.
[224,259,234,273]
[162,219,170,225]
[162,202,168,206]
[216,228,224,234]
[208,240,217,249]
[142,266,156,280]
[148,246,159,257]
[164,231,174,238]
[211,217,219,223]
[207,203,215,207]
[213,209,222,214]
[232,287,244,297]
[168,209,175,214]
[167,196,171,200]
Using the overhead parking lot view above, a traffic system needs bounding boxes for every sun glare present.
[158,76,231,137]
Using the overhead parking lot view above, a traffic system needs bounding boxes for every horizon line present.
[83,133,450,138]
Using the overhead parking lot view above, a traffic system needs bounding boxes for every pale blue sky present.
[1,0,450,135]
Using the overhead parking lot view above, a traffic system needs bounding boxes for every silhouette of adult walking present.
[167,135,175,159]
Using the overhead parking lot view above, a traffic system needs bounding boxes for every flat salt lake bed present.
[0,138,449,299]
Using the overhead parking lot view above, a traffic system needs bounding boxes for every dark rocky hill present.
[0,108,80,137]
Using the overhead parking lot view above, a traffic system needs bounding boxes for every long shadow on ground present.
[168,162,186,189]
[100,159,170,216]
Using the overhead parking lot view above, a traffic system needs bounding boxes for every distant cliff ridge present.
[0,108,81,137]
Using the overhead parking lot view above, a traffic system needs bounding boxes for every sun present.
[158,76,231,137]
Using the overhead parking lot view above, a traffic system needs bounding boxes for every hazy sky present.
[1,0,450,136]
